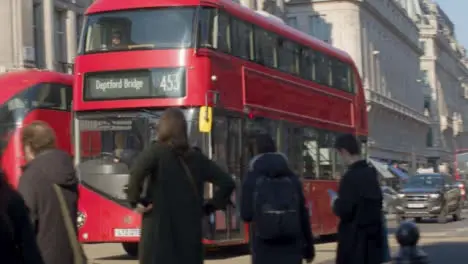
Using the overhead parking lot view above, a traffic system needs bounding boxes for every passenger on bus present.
[18,121,80,264]
[240,133,315,264]
[0,169,44,264]
[332,134,389,264]
[126,108,235,264]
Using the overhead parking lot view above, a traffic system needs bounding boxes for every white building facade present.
[0,0,92,73]
[286,0,431,170]
[416,0,468,170]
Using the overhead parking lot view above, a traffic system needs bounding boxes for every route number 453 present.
[159,74,180,92]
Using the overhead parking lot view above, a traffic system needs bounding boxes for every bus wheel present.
[122,242,138,257]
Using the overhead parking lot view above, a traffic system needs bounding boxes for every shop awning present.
[389,166,409,180]
[368,159,395,179]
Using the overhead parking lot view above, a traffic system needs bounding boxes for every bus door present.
[208,115,245,243]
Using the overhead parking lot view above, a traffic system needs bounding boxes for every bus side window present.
[198,7,216,48]
[302,128,319,179]
[284,124,302,177]
[231,18,253,60]
[30,83,71,111]
[215,11,231,53]
[318,131,335,180]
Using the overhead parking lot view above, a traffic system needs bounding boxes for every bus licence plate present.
[114,228,140,237]
[407,203,425,209]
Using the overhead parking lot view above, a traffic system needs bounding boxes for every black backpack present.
[253,175,302,241]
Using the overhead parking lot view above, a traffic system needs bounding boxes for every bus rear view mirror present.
[199,106,212,133]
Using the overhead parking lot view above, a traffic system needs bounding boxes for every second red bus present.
[0,70,73,186]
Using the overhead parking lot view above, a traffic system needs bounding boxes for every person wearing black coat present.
[0,171,44,264]
[332,134,384,264]
[126,108,235,264]
[240,133,315,264]
[17,122,79,264]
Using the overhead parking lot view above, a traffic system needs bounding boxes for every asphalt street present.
[84,211,468,264]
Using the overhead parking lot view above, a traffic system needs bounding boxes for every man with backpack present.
[240,133,315,264]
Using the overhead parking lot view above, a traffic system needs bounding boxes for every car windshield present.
[82,7,195,53]
[403,174,443,188]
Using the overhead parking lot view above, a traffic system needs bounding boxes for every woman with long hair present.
[126,108,235,264]
[0,170,44,264]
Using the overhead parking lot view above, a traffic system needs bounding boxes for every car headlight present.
[397,193,405,198]
[429,193,440,199]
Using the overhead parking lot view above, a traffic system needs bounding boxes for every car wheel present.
[453,202,463,221]
[437,206,448,224]
[122,242,139,257]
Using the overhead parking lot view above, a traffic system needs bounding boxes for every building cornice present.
[419,19,468,76]
[365,88,431,125]
[285,0,423,55]
[359,0,423,55]
[33,0,88,13]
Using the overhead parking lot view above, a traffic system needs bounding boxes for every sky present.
[436,0,468,49]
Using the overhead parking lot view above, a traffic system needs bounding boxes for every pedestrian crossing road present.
[84,211,468,264]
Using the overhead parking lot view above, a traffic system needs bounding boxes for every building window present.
[421,70,429,84]
[426,128,433,147]
[76,14,84,45]
[287,17,298,29]
[33,4,45,68]
[420,40,426,53]
[424,95,431,112]
[54,9,67,69]
[308,14,329,43]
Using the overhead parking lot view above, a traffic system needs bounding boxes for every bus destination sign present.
[84,68,186,100]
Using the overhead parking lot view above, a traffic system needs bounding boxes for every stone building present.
[416,0,468,170]
[0,0,93,73]
[285,0,431,170]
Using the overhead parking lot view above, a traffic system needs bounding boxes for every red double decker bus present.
[0,70,73,186]
[74,0,367,256]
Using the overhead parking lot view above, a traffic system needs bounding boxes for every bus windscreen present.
[82,7,194,54]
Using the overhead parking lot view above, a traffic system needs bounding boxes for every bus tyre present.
[122,242,139,257]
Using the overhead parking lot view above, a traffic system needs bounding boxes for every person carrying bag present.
[53,184,87,264]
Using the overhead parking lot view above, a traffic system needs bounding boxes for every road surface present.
[84,211,468,263]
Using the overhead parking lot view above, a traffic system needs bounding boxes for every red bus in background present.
[0,70,73,186]
[74,0,367,256]
[454,149,468,199]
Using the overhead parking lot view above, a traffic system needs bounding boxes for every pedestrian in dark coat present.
[126,108,235,264]
[332,134,384,264]
[0,170,44,264]
[17,121,79,264]
[240,133,315,264]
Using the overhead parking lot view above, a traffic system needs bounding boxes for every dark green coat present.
[127,142,235,264]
